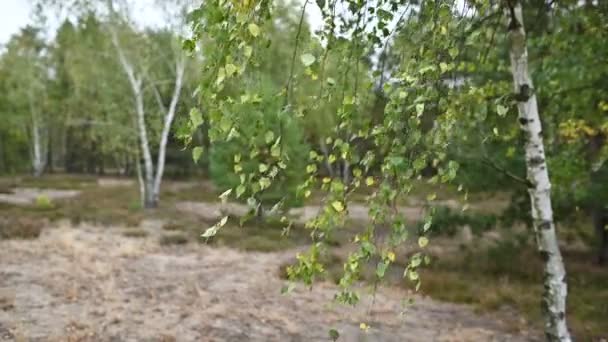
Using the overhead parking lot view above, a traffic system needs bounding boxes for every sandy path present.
[0,222,536,342]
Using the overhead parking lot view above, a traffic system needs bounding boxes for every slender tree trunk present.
[152,58,186,205]
[319,138,335,178]
[135,90,156,208]
[135,153,146,209]
[30,109,47,177]
[506,3,571,341]
[110,28,156,208]
[342,160,351,184]
[591,206,608,265]
[0,131,5,173]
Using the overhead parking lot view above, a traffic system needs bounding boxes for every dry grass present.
[0,217,44,240]
[2,174,605,340]
[159,233,189,246]
[122,228,148,238]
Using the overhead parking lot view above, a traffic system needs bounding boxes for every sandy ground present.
[0,188,80,206]
[0,220,538,342]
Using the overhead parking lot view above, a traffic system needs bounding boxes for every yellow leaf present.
[331,201,345,212]
[418,236,429,248]
[365,177,375,186]
[248,23,260,37]
[387,251,396,262]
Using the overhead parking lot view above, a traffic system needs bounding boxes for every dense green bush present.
[208,94,309,208]
[422,205,498,236]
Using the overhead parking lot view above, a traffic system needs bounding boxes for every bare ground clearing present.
[0,221,536,342]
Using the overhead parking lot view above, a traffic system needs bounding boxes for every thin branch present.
[284,0,309,106]
[481,156,532,187]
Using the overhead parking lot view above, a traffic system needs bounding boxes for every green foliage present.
[208,92,310,207]
[423,206,498,237]
[34,195,54,210]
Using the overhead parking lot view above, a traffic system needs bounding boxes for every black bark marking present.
[507,3,521,30]
[529,156,545,166]
[539,221,552,230]
[540,250,550,262]
[519,117,529,125]
[515,84,532,102]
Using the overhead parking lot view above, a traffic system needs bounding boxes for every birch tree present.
[505,2,571,340]
[187,0,573,340]
[1,27,50,177]
[106,0,188,208]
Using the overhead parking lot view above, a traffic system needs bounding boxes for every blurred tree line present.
[0,0,606,261]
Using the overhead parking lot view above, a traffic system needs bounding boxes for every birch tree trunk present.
[29,95,47,177]
[110,28,156,208]
[152,57,186,205]
[319,138,335,178]
[505,3,571,341]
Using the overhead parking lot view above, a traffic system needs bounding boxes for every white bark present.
[319,138,335,178]
[506,4,571,341]
[107,0,187,208]
[135,153,145,208]
[152,57,186,204]
[110,27,156,208]
[28,93,47,177]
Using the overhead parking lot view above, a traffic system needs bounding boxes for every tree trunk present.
[588,133,607,264]
[319,138,335,178]
[591,206,608,265]
[136,89,156,209]
[506,3,571,341]
[31,115,46,177]
[152,58,186,205]
[110,27,156,208]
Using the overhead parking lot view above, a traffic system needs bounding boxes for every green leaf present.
[192,146,204,164]
[189,108,203,128]
[225,63,237,76]
[496,104,508,116]
[418,236,429,248]
[416,103,425,117]
[259,163,269,173]
[236,184,246,198]
[259,177,271,190]
[244,45,253,58]
[248,23,260,37]
[182,39,195,53]
[329,328,340,341]
[216,68,226,85]
[376,261,388,278]
[448,47,459,59]
[265,131,275,144]
[300,53,316,67]
[331,200,345,212]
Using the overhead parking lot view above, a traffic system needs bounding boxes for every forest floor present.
[0,221,535,342]
[0,174,605,341]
